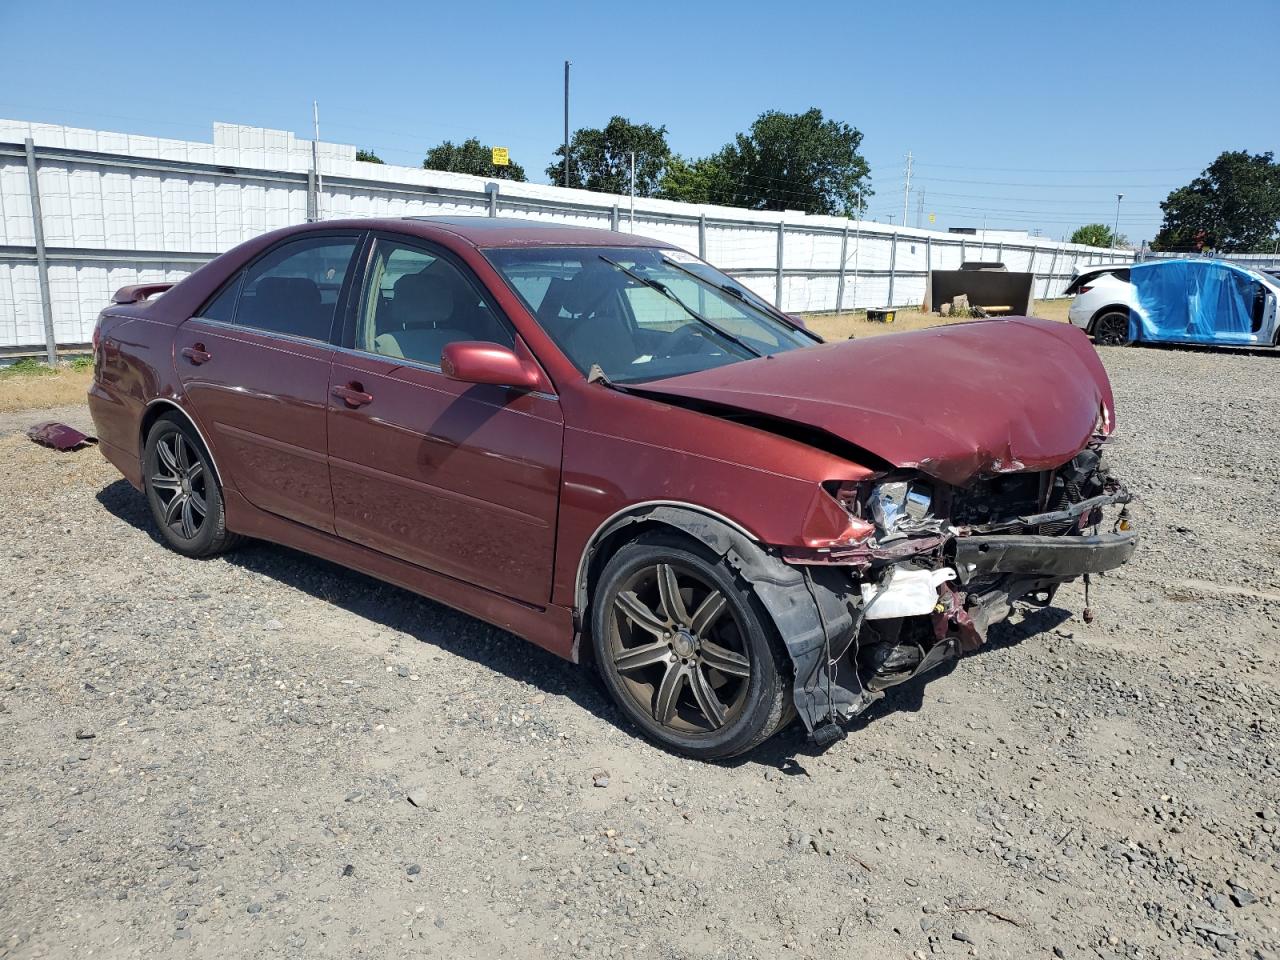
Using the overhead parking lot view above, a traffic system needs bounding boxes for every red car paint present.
[87,217,1115,664]
[639,318,1115,487]
[27,421,96,451]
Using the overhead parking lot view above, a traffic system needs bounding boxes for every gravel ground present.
[1,346,1278,960]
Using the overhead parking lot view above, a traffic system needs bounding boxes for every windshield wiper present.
[598,256,763,358]
[658,254,814,337]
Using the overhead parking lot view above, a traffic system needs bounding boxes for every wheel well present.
[1088,305,1130,334]
[139,400,222,486]
[573,504,856,734]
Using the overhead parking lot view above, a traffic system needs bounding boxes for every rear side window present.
[1065,268,1128,296]
[197,273,243,323]
[235,237,359,341]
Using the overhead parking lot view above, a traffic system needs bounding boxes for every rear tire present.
[142,413,242,558]
[1091,309,1133,346]
[590,535,791,760]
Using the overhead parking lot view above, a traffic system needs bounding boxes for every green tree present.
[716,108,871,216]
[656,153,735,205]
[546,116,671,195]
[424,138,526,181]
[1070,223,1125,248]
[355,149,384,164]
[1152,151,1280,252]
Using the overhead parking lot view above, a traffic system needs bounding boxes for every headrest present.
[393,270,456,329]
[539,271,627,323]
[254,276,320,312]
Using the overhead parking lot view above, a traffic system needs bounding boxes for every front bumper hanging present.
[786,500,1139,745]
[954,529,1138,580]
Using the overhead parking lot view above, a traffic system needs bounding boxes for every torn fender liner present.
[586,505,867,733]
[27,421,97,452]
[955,530,1138,580]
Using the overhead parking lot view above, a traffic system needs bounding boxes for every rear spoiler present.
[112,282,174,304]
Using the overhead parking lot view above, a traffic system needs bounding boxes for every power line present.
[913,161,1198,174]
[920,187,1169,203]
[915,174,1182,188]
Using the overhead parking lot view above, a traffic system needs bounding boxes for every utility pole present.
[629,151,636,232]
[901,151,913,229]
[312,100,323,221]
[563,61,571,188]
[1112,193,1124,248]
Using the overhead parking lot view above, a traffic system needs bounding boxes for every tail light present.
[1077,285,1093,295]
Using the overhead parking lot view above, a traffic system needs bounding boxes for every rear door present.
[175,232,363,532]
[326,234,564,605]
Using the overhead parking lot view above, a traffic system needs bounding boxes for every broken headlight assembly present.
[817,478,945,546]
[866,479,939,540]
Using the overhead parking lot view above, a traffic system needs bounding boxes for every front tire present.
[142,413,241,558]
[590,535,791,759]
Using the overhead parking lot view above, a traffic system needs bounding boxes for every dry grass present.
[0,364,92,413]
[804,298,1072,341]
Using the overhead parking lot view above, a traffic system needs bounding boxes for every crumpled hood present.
[639,318,1115,486]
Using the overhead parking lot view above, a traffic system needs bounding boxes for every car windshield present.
[484,246,817,383]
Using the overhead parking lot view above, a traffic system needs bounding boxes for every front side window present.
[356,239,512,366]
[484,246,816,383]
[235,236,359,341]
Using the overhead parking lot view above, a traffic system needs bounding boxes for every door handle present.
[332,383,374,408]
[181,344,211,365]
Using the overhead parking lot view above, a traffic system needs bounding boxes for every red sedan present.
[89,217,1137,758]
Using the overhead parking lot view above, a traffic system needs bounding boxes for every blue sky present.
[4,0,1277,244]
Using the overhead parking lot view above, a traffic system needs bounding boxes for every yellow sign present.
[928,213,936,223]
[491,146,510,167]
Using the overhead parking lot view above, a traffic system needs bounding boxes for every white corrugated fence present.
[0,118,1134,354]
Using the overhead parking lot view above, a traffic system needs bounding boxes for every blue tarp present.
[1129,259,1260,345]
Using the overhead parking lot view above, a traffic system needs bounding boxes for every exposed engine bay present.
[776,439,1137,746]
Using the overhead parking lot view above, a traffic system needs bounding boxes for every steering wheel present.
[662,326,712,357]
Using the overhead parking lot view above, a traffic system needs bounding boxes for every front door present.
[326,236,564,605]
[175,233,362,533]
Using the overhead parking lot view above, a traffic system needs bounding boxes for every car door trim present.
[329,454,552,528]
[216,421,330,464]
[181,315,340,355]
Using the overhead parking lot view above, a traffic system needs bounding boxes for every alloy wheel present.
[607,562,752,734]
[1094,312,1131,346]
[150,431,208,541]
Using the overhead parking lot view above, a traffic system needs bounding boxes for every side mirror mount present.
[440,341,542,390]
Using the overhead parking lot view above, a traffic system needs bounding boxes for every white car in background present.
[1063,265,1138,345]
[1064,260,1280,347]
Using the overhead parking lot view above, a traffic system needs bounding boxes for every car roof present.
[276,216,675,251]
[402,215,672,249]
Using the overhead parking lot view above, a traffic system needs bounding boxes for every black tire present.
[142,413,242,558]
[590,534,791,760]
[1091,309,1133,346]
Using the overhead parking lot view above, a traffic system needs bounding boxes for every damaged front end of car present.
[771,439,1137,747]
